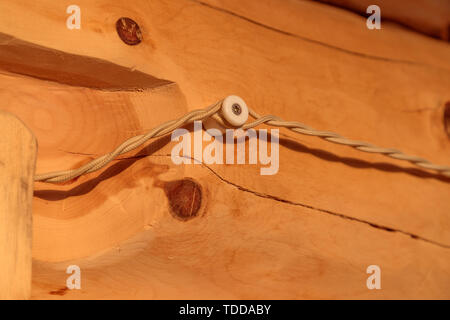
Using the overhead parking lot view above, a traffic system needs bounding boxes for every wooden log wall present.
[0,0,448,299]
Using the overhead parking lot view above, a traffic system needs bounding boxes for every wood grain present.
[317,0,450,41]
[31,158,450,299]
[0,0,448,299]
[0,32,171,90]
[0,111,36,300]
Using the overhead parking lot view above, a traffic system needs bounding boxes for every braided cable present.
[243,109,450,176]
[34,99,450,183]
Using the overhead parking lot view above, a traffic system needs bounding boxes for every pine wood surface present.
[0,0,448,299]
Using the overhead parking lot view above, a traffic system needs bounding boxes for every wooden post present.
[0,111,36,300]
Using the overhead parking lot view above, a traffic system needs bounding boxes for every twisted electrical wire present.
[35,99,450,183]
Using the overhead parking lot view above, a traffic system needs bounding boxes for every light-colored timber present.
[318,0,450,40]
[0,111,36,300]
[0,0,448,299]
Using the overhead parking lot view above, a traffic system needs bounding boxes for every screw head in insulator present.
[221,95,249,127]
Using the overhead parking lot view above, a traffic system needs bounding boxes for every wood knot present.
[49,287,68,296]
[116,17,142,46]
[163,178,202,221]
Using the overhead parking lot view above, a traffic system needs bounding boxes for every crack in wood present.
[48,151,450,249]
[189,0,449,73]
